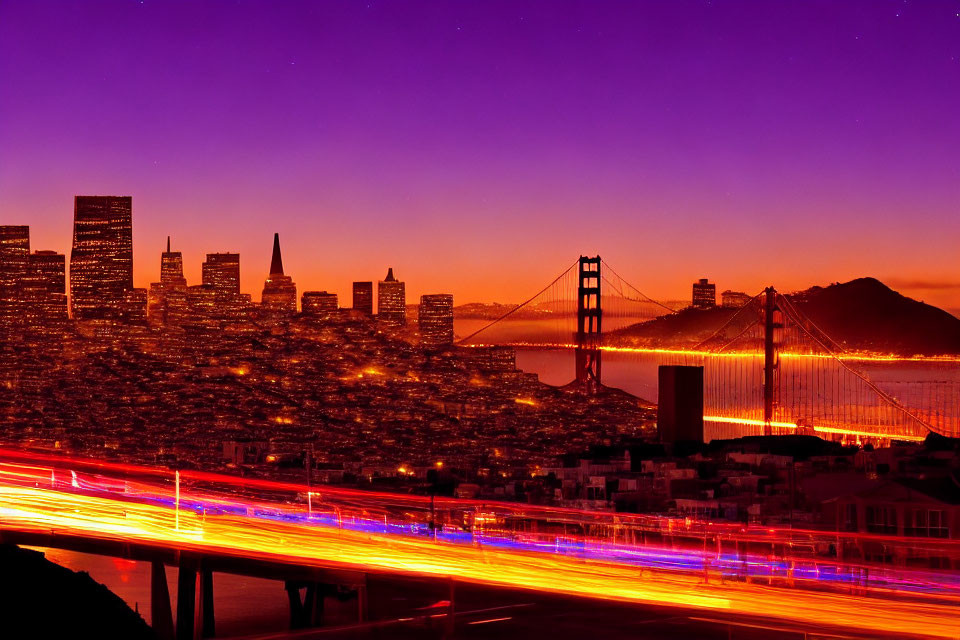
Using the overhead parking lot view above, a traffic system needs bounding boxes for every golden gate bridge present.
[458,256,960,444]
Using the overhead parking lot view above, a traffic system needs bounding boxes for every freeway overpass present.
[0,449,958,640]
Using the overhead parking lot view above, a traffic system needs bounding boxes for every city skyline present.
[1,3,960,637]
[6,195,958,314]
[1,1,958,309]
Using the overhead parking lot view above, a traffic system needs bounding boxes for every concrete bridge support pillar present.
[176,558,215,640]
[285,579,368,630]
[443,579,456,639]
[150,560,175,640]
[176,563,197,640]
[285,580,322,629]
[356,583,367,622]
[201,569,215,638]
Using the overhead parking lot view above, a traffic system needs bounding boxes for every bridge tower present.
[575,256,602,393]
[762,286,782,435]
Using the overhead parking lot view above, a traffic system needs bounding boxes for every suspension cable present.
[777,293,849,355]
[776,294,937,434]
[714,318,762,354]
[599,260,680,314]
[455,259,580,345]
[692,290,765,351]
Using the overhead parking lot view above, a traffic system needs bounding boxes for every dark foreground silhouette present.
[0,544,155,639]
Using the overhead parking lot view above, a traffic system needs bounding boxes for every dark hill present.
[608,278,960,356]
[790,277,960,355]
[0,544,155,639]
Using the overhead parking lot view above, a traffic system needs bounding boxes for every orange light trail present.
[3,448,954,548]
[1,474,959,637]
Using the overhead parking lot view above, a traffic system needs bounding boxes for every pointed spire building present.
[269,232,284,276]
[261,233,297,312]
[148,236,188,326]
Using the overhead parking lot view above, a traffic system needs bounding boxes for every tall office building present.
[22,250,68,325]
[301,291,338,316]
[0,226,30,329]
[148,237,188,326]
[199,252,253,326]
[202,253,241,294]
[377,267,406,327]
[70,196,134,319]
[28,251,66,294]
[121,287,148,324]
[184,284,218,330]
[419,294,454,348]
[352,281,374,315]
[692,278,716,309]
[160,236,187,286]
[260,233,297,312]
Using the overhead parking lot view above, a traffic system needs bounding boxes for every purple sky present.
[1,1,958,308]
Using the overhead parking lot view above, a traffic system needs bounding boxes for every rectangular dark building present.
[23,250,68,325]
[657,365,704,444]
[692,278,716,309]
[302,291,338,316]
[352,281,373,315]
[0,225,30,329]
[377,268,405,326]
[70,196,134,319]
[419,293,454,347]
[202,253,240,294]
[161,237,187,286]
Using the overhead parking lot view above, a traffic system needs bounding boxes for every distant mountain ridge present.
[453,299,688,321]
[606,277,960,356]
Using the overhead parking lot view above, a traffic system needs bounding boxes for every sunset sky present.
[1,1,958,311]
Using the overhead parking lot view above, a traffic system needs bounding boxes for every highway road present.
[0,453,958,639]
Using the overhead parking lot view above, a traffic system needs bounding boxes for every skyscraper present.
[0,226,30,330]
[692,278,716,309]
[419,293,454,347]
[22,250,67,326]
[121,287,149,324]
[301,291,338,317]
[184,284,218,330]
[377,267,406,327]
[160,236,187,286]
[202,253,240,294]
[260,233,297,312]
[199,252,252,326]
[352,281,374,315]
[70,196,134,320]
[148,237,188,326]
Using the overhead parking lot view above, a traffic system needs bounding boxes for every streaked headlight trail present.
[0,455,958,639]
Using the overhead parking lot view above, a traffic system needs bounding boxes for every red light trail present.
[0,452,959,638]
